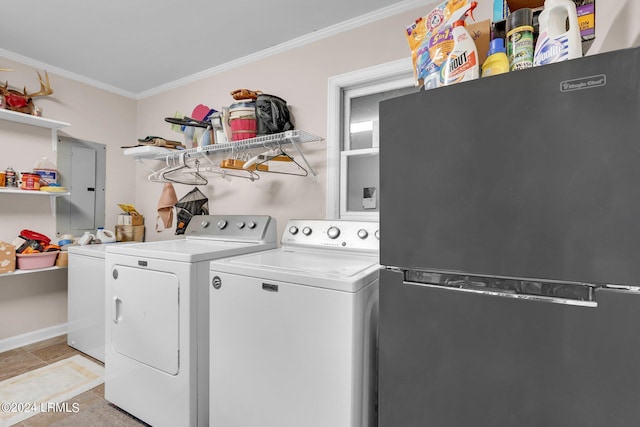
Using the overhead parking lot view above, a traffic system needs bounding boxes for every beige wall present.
[136,6,430,241]
[0,4,427,346]
[0,58,137,343]
[0,0,638,346]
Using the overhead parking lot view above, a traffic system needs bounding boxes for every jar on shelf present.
[5,167,17,187]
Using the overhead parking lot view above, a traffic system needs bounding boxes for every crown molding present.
[0,0,430,100]
[137,0,429,99]
[0,48,137,99]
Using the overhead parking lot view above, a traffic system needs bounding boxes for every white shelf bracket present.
[288,138,318,182]
[50,195,57,217]
[51,128,58,151]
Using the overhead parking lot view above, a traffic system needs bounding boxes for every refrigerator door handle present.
[403,281,598,308]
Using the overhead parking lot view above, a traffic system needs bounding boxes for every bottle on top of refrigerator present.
[481,38,510,77]
[506,8,534,71]
[441,4,479,86]
[534,0,582,66]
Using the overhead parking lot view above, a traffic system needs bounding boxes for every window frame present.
[326,58,414,219]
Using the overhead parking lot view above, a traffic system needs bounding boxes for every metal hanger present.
[147,155,178,183]
[213,144,261,181]
[244,146,308,177]
[156,153,208,185]
[166,156,208,185]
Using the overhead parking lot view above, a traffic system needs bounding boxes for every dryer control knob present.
[302,226,312,236]
[289,226,299,235]
[201,220,210,228]
[375,230,380,240]
[357,229,368,239]
[327,226,340,239]
[236,221,245,229]
[247,221,256,229]
[217,220,227,229]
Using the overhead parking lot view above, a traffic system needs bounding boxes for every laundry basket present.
[16,251,59,270]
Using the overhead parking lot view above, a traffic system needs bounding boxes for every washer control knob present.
[327,226,340,239]
[302,226,312,236]
[375,230,380,240]
[217,220,227,229]
[247,221,257,229]
[236,221,245,229]
[357,229,368,239]
[201,220,210,228]
[289,226,299,235]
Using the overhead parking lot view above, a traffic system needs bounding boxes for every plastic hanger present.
[147,153,208,185]
[244,147,308,177]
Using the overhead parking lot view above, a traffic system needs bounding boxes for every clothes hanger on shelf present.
[211,145,261,181]
[147,153,208,185]
[244,146,308,177]
[182,158,209,185]
[147,156,177,183]
[203,163,260,181]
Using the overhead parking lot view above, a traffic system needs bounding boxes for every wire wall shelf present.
[151,130,322,160]
[131,130,323,181]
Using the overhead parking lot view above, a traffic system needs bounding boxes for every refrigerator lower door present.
[379,268,640,427]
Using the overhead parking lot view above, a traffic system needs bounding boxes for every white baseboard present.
[0,323,68,353]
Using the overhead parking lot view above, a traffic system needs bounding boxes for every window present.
[326,58,418,219]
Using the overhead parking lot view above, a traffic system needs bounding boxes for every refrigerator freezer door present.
[379,47,640,287]
[379,268,640,427]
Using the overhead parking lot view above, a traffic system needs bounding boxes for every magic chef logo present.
[560,74,607,92]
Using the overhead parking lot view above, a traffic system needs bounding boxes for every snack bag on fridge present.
[406,0,471,88]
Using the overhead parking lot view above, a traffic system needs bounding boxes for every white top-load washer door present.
[111,265,180,375]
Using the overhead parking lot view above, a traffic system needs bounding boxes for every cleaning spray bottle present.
[533,0,582,66]
[441,2,479,86]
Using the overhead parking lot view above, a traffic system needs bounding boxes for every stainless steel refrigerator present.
[378,46,640,427]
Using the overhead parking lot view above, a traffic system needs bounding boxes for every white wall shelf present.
[0,108,70,150]
[0,188,70,216]
[1,265,67,277]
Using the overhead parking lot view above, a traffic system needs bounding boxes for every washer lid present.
[209,248,380,292]
[106,239,275,263]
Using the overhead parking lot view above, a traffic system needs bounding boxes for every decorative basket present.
[230,117,257,141]
[229,101,256,141]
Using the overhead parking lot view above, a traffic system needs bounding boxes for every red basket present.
[230,117,257,141]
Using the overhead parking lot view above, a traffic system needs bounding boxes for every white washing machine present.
[209,219,380,427]
[67,244,114,362]
[105,215,277,427]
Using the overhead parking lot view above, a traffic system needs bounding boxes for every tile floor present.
[0,335,148,427]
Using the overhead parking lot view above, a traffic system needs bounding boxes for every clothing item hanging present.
[156,183,178,232]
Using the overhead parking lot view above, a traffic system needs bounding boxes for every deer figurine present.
[0,70,53,115]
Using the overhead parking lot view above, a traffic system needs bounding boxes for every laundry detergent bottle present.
[534,0,582,66]
[442,2,479,86]
[481,38,509,77]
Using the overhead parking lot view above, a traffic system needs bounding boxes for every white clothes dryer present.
[67,244,112,362]
[105,215,277,427]
[209,219,380,427]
